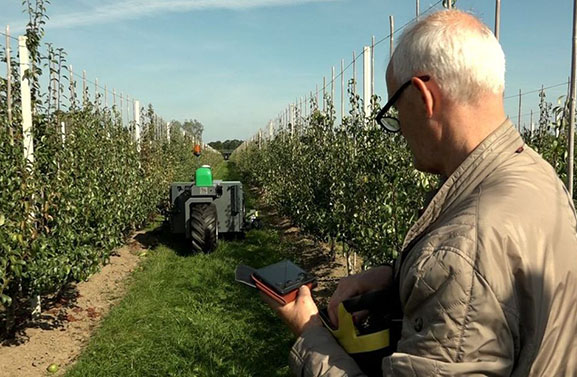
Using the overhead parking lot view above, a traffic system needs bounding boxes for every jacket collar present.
[401,118,524,251]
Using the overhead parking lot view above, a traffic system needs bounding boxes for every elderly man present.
[263,9,577,377]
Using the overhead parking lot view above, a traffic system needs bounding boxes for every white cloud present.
[36,0,336,30]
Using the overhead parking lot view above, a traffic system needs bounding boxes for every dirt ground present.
[0,194,352,377]
[0,237,147,377]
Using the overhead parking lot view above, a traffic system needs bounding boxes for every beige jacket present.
[289,120,577,376]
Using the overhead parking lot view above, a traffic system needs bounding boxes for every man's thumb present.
[298,284,311,298]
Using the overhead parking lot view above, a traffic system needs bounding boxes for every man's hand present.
[260,285,322,337]
[328,265,394,327]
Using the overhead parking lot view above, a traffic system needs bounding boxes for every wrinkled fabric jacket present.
[289,120,577,377]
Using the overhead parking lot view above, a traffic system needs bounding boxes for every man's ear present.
[411,76,435,118]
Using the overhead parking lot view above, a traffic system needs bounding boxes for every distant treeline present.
[208,139,244,152]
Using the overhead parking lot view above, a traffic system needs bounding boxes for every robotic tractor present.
[168,163,258,253]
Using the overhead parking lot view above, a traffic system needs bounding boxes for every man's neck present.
[438,95,507,177]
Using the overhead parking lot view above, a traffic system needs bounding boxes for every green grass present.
[66,161,294,377]
[212,160,233,181]
[66,231,294,377]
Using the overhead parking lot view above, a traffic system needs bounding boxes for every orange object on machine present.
[193,144,201,156]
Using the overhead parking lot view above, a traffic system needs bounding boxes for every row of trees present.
[0,1,222,335]
[208,139,243,152]
[232,83,575,270]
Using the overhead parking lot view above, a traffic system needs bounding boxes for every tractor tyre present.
[189,203,218,253]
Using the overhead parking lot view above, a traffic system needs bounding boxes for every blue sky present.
[0,0,574,142]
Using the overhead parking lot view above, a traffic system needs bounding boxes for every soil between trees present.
[0,237,146,377]
[0,186,351,377]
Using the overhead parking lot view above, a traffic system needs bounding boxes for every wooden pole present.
[495,0,501,40]
[567,0,577,197]
[390,16,395,61]
[6,26,13,141]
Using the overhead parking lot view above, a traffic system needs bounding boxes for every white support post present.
[19,36,40,318]
[6,25,13,142]
[567,0,577,198]
[134,100,141,149]
[104,85,108,108]
[341,59,345,122]
[371,36,375,101]
[390,16,395,61]
[518,89,522,131]
[56,51,62,112]
[166,122,170,142]
[269,120,273,139]
[296,98,299,122]
[69,65,75,108]
[288,104,295,135]
[352,51,356,95]
[95,78,99,108]
[120,93,124,126]
[416,0,420,21]
[126,96,130,128]
[82,70,87,105]
[363,45,372,118]
[61,121,66,143]
[19,36,34,165]
[495,0,501,40]
[331,66,335,106]
[323,76,326,113]
[48,57,54,113]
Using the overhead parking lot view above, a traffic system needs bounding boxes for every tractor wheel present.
[189,203,218,253]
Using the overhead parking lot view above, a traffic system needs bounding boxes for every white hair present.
[391,10,505,104]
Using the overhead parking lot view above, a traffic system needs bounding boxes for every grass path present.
[65,162,295,377]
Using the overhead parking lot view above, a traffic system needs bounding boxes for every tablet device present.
[236,260,316,304]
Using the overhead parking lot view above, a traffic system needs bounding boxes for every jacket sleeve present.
[289,326,367,377]
[382,246,516,377]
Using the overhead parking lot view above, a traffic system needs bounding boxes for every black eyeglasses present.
[376,75,430,133]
